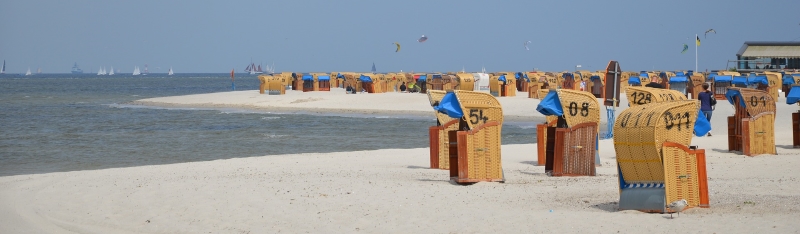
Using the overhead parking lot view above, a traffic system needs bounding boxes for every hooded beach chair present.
[614,100,711,213]
[432,91,505,184]
[725,88,777,156]
[535,89,600,176]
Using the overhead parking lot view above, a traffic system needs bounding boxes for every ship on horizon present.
[71,63,84,74]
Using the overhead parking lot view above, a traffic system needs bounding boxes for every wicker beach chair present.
[535,89,600,176]
[431,91,505,184]
[614,100,710,212]
[726,88,777,156]
[454,73,475,91]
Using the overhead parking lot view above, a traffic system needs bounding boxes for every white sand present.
[2,88,799,233]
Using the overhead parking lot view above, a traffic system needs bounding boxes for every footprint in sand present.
[290,97,324,104]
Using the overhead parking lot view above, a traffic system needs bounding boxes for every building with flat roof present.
[732,41,800,72]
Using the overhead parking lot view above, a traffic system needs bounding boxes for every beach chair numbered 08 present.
[726,88,777,156]
[787,85,800,148]
[431,91,504,184]
[614,100,711,213]
[535,89,600,176]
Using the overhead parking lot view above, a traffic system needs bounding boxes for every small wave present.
[261,116,280,120]
[262,134,286,138]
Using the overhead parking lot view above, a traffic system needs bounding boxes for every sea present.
[0,73,537,177]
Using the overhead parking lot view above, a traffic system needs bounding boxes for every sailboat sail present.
[1,60,5,74]
[371,62,376,72]
[25,68,32,76]
[168,67,174,75]
[37,68,42,74]
[132,66,141,76]
[109,66,114,75]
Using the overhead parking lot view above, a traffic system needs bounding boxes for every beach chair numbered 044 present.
[786,85,800,148]
[614,100,711,213]
[725,88,777,156]
[431,91,504,184]
[535,89,600,176]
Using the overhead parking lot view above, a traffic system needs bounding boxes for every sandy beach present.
[2,87,799,233]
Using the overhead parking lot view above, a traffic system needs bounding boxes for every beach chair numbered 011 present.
[431,91,504,184]
[725,88,777,156]
[614,100,711,213]
[787,85,800,148]
[535,89,600,176]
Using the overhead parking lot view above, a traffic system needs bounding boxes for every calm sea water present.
[0,73,536,177]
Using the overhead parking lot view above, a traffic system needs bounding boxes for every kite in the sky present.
[682,43,688,54]
[704,29,716,38]
[524,40,532,50]
[393,42,401,52]
[418,35,428,43]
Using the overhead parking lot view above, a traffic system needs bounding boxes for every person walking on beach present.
[697,83,715,136]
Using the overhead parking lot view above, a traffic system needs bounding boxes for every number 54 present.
[469,109,489,125]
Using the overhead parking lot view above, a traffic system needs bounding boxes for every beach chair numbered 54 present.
[431,91,504,184]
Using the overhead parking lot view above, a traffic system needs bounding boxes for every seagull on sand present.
[666,199,688,219]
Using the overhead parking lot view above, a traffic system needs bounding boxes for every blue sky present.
[1,0,798,73]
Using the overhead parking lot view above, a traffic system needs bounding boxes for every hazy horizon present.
[2,0,799,74]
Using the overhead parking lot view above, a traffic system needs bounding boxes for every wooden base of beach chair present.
[794,112,800,148]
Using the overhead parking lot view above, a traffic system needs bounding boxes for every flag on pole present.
[696,36,701,46]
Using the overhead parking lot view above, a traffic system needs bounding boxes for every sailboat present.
[25,68,32,76]
[168,67,174,75]
[108,66,115,75]
[371,62,376,72]
[97,67,104,75]
[1,60,5,74]
[37,68,42,74]
[132,66,141,76]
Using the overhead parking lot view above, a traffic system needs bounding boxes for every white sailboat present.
[97,67,104,75]
[168,67,174,75]
[132,66,141,76]
[1,60,5,74]
[108,66,114,75]
[25,68,32,76]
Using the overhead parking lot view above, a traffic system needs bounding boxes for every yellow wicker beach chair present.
[535,89,600,176]
[430,91,504,184]
[454,73,475,91]
[726,88,777,156]
[614,100,710,212]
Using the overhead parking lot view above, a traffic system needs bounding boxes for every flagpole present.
[695,34,698,72]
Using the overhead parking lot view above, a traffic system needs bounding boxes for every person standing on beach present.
[697,83,715,136]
